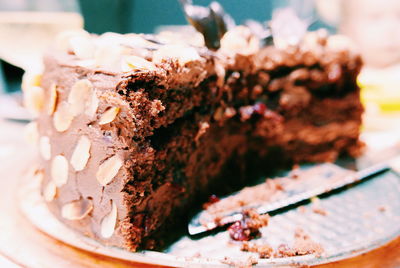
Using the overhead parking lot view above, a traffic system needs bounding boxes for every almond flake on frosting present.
[96,155,123,186]
[100,200,118,238]
[70,135,91,171]
[61,199,93,220]
[51,155,69,187]
[98,107,120,125]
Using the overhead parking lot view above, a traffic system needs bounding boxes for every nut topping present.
[43,181,57,202]
[98,107,120,125]
[68,79,94,116]
[69,35,96,59]
[70,135,91,171]
[121,55,157,72]
[33,169,44,183]
[61,199,93,220]
[24,121,39,145]
[51,155,69,187]
[22,72,42,91]
[23,86,45,115]
[96,155,123,186]
[94,44,125,69]
[55,29,90,53]
[39,136,51,160]
[53,102,74,132]
[85,91,99,119]
[47,83,58,115]
[100,200,118,238]
[152,45,201,66]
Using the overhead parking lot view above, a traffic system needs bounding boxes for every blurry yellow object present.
[358,67,400,132]
[358,67,400,112]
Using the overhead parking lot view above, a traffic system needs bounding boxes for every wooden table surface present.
[0,118,399,268]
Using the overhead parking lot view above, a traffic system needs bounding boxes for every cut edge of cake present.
[23,26,364,251]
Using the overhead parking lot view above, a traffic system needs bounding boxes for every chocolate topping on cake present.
[33,24,363,251]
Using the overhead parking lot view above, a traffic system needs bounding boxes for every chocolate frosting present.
[34,27,363,250]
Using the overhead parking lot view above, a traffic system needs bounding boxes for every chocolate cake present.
[24,16,363,251]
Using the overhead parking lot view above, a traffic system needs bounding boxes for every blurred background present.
[0,0,399,126]
[0,0,328,93]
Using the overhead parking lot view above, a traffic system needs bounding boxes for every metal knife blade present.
[188,161,395,236]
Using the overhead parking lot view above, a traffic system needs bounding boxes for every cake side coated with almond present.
[25,27,363,251]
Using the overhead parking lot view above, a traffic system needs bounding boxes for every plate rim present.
[18,167,400,267]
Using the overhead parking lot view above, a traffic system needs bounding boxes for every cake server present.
[188,157,400,235]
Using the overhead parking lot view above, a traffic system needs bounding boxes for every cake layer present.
[29,28,363,251]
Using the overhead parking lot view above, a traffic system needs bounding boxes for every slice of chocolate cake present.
[24,23,363,251]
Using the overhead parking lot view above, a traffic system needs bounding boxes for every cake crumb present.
[273,228,324,258]
[241,241,274,258]
[239,228,324,259]
[312,206,328,216]
[265,178,284,191]
[378,205,387,212]
[289,164,301,179]
[221,256,258,268]
[228,209,269,241]
[298,206,307,214]
[274,244,297,257]
[292,228,324,257]
[149,99,165,116]
[194,121,210,143]
[310,197,327,216]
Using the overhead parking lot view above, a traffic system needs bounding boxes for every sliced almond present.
[326,35,355,52]
[75,59,96,68]
[22,72,42,92]
[121,55,157,72]
[47,83,58,115]
[33,169,44,183]
[94,44,125,69]
[214,60,226,88]
[39,136,51,160]
[96,155,123,186]
[70,135,91,171]
[43,181,57,202]
[85,91,99,119]
[69,35,96,59]
[221,30,247,51]
[68,79,94,116]
[220,26,259,54]
[24,121,39,145]
[55,29,90,52]
[152,45,201,66]
[51,155,69,187]
[23,86,45,115]
[98,107,120,125]
[53,102,74,132]
[100,200,118,238]
[61,199,93,220]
